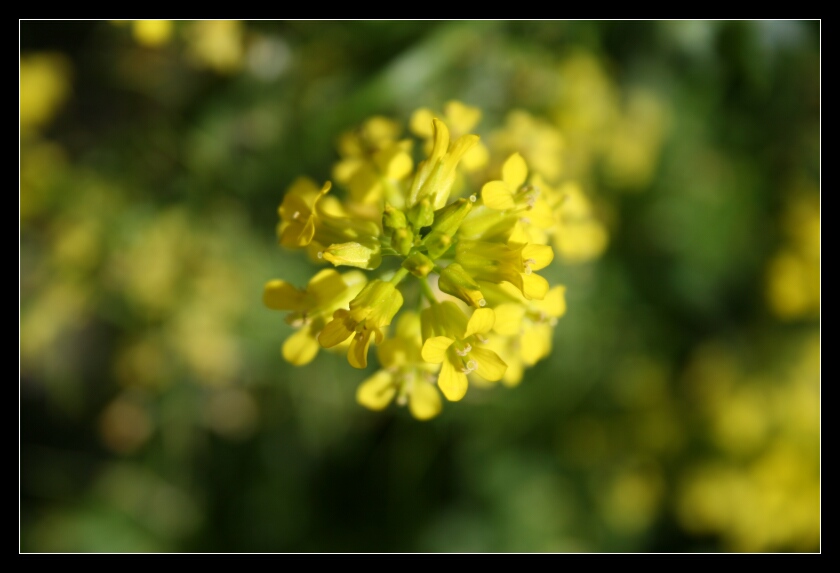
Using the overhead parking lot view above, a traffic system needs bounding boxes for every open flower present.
[318,279,404,368]
[420,302,506,401]
[263,269,366,365]
[486,283,567,386]
[455,239,554,300]
[356,312,442,420]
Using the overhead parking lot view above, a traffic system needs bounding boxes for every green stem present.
[418,276,439,305]
[390,267,410,285]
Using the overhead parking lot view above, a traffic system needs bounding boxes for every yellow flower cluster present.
[265,102,605,419]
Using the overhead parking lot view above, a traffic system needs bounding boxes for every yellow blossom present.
[333,116,413,206]
[487,284,567,386]
[411,101,489,171]
[356,312,442,420]
[455,239,554,300]
[319,279,404,369]
[420,302,506,401]
[277,177,381,251]
[263,269,366,366]
[408,118,479,210]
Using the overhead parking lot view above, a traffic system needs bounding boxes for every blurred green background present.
[20,20,819,552]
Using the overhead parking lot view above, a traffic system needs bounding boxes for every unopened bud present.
[438,263,485,308]
[401,252,435,278]
[321,240,382,270]
[408,198,434,229]
[424,198,473,259]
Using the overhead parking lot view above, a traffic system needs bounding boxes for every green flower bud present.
[321,239,382,270]
[401,252,435,278]
[424,197,474,259]
[408,197,434,229]
[383,203,407,232]
[438,263,486,308]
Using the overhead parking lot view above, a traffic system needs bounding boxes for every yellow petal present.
[520,272,549,300]
[374,145,412,182]
[533,285,567,318]
[430,118,450,163]
[280,217,315,248]
[502,357,524,387]
[348,331,374,369]
[521,324,552,365]
[481,180,516,211]
[318,311,352,348]
[285,176,320,200]
[306,269,347,303]
[263,279,306,311]
[347,165,382,204]
[438,359,468,401]
[465,308,495,338]
[470,346,507,381]
[410,108,435,138]
[356,371,396,411]
[282,327,320,366]
[492,303,525,336]
[332,157,363,184]
[444,100,481,133]
[523,244,554,270]
[409,381,442,420]
[447,134,480,166]
[502,152,527,189]
[461,142,489,171]
[422,336,454,364]
[525,197,556,229]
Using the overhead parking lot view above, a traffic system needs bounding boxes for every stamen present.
[317,251,324,259]
[520,217,531,225]
[478,298,487,307]
[469,194,477,203]
[467,359,478,371]
[292,210,301,220]
[474,334,489,344]
[456,344,472,357]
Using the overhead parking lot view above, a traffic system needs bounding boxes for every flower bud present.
[424,197,473,259]
[402,252,435,278]
[408,197,434,229]
[321,240,382,270]
[438,263,486,308]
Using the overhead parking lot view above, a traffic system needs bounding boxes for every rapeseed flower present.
[420,302,506,401]
[265,106,580,418]
[263,269,366,365]
[319,279,404,369]
[356,312,442,420]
